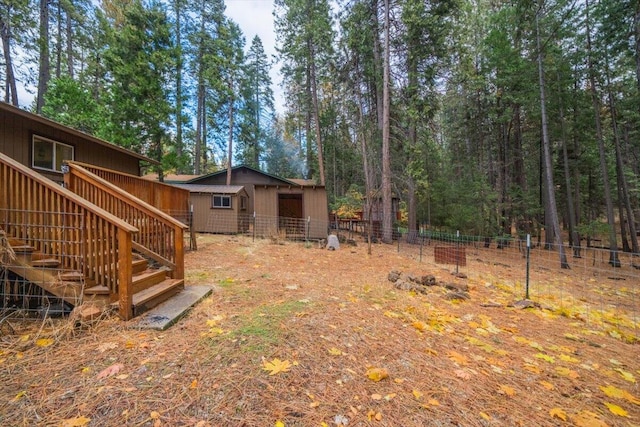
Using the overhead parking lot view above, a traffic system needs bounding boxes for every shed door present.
[278,194,303,236]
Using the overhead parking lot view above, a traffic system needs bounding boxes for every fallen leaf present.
[274,421,285,427]
[412,390,423,400]
[523,364,541,374]
[309,401,320,408]
[262,358,292,376]
[497,384,516,396]
[447,351,469,366]
[60,416,91,427]
[12,391,26,401]
[328,348,343,356]
[540,381,555,391]
[384,393,396,401]
[571,410,608,427]
[35,338,54,347]
[97,342,117,353]
[604,402,628,417]
[600,384,640,404]
[549,408,567,421]
[371,394,382,400]
[150,411,161,419]
[559,354,579,363]
[534,353,555,363]
[366,367,389,382]
[190,379,198,389]
[614,368,636,383]
[479,412,491,421]
[96,363,124,379]
[555,367,579,379]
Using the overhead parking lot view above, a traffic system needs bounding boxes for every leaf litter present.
[0,234,638,426]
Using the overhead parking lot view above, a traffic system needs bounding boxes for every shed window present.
[212,195,231,209]
[32,136,74,173]
[240,196,247,210]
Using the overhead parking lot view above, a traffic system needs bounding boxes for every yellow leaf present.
[190,379,198,389]
[19,334,30,342]
[150,411,161,419]
[365,367,389,382]
[571,410,608,427]
[559,354,579,363]
[12,391,26,401]
[371,394,382,400]
[60,416,91,427]
[556,367,579,379]
[540,381,555,391]
[35,338,54,347]
[328,348,343,356]
[497,385,516,397]
[309,401,320,408]
[375,412,382,421]
[604,402,628,417]
[549,408,567,421]
[479,412,491,421]
[523,364,541,374]
[275,421,285,427]
[81,367,91,374]
[262,358,292,376]
[412,390,423,400]
[383,311,401,318]
[428,399,440,406]
[600,385,640,405]
[529,341,544,351]
[447,351,469,366]
[534,353,555,363]
[412,321,427,331]
[320,423,329,427]
[614,368,636,383]
[384,393,396,401]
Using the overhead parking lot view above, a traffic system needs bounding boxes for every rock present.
[420,275,437,286]
[388,270,401,282]
[442,282,469,292]
[326,234,340,250]
[443,291,470,301]
[452,272,467,279]
[346,239,357,246]
[510,299,540,309]
[394,279,412,291]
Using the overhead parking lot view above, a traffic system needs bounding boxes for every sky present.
[224,0,284,114]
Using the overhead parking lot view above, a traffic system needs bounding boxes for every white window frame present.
[32,135,74,173]
[212,194,232,209]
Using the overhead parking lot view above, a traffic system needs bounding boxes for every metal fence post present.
[525,233,531,300]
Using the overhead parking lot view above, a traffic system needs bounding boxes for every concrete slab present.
[133,285,214,330]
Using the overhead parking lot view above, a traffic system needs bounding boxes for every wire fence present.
[1,209,86,318]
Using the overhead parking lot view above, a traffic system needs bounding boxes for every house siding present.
[1,104,143,183]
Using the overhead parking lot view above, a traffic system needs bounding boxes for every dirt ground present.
[1,234,639,427]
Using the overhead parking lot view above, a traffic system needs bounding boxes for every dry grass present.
[1,234,639,427]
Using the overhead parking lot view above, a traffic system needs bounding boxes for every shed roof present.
[0,102,158,165]
[142,173,202,183]
[174,184,246,194]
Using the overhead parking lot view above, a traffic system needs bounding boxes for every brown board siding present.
[190,194,239,234]
[1,107,142,178]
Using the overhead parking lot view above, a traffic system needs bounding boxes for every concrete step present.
[134,285,213,330]
[130,278,185,317]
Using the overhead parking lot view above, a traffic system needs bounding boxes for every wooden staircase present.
[4,237,183,317]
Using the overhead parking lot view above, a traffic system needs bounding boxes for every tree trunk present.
[536,7,569,269]
[309,44,325,186]
[65,2,73,77]
[36,0,50,113]
[381,0,392,244]
[226,79,235,186]
[558,72,579,257]
[585,0,619,266]
[0,14,19,105]
[174,0,184,171]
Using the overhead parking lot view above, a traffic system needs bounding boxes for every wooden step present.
[59,271,85,282]
[31,258,61,268]
[117,278,184,317]
[9,244,34,253]
[132,269,168,294]
[132,258,148,275]
[84,285,110,295]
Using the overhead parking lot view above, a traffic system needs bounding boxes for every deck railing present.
[64,162,186,280]
[0,152,137,319]
[67,161,190,217]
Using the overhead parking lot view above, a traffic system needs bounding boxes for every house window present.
[240,196,247,210]
[212,195,231,209]
[32,136,74,173]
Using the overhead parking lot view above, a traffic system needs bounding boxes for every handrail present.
[64,162,185,280]
[66,161,190,220]
[0,151,136,319]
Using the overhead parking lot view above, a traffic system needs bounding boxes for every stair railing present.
[0,151,137,319]
[64,162,186,280]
